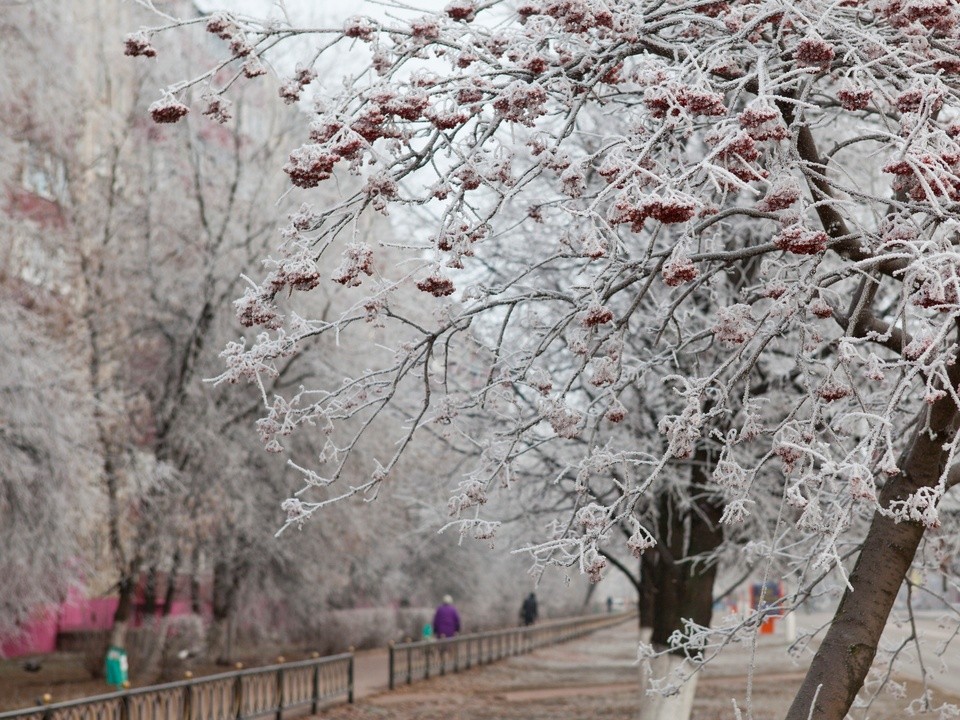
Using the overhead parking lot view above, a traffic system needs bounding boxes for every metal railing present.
[388,611,633,689]
[0,653,353,720]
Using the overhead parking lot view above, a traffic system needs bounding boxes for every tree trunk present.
[581,579,598,611]
[650,448,724,649]
[678,458,724,628]
[642,447,725,720]
[650,491,685,647]
[637,654,699,720]
[785,397,957,720]
[142,549,184,678]
[209,558,230,663]
[598,545,644,619]
[162,549,181,618]
[190,544,202,615]
[209,553,245,664]
[143,566,158,619]
[639,552,657,632]
[110,564,138,649]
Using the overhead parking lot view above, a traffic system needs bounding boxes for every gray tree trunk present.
[785,392,958,720]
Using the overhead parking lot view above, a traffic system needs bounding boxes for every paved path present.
[351,647,391,699]
[320,622,643,719]
[331,611,960,720]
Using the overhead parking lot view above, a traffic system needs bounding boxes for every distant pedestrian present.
[520,592,538,626]
[606,596,613,613]
[432,595,461,638]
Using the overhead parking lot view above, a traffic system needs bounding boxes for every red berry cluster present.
[809,299,833,318]
[445,0,476,21]
[517,0,614,34]
[774,225,829,255]
[416,275,456,296]
[428,108,470,130]
[332,243,375,288]
[492,81,548,125]
[911,268,960,311]
[643,84,726,119]
[705,130,766,185]
[350,109,401,143]
[712,304,754,346]
[124,32,157,58]
[817,382,852,402]
[662,257,699,287]
[206,13,235,39]
[878,0,958,34]
[284,145,339,188]
[837,86,873,111]
[267,257,322,293]
[775,444,803,473]
[757,180,800,211]
[242,58,267,78]
[455,165,483,191]
[695,2,729,17]
[150,97,189,124]
[456,87,485,104]
[202,96,232,124]
[738,102,789,142]
[581,304,614,327]
[896,87,944,114]
[279,66,317,105]
[902,335,934,361]
[794,36,835,70]
[604,403,626,423]
[368,89,429,121]
[343,16,376,40]
[609,194,697,231]
[411,18,441,40]
[883,152,960,202]
[761,284,787,299]
[235,290,281,328]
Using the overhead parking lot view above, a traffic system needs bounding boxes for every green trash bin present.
[105,646,129,688]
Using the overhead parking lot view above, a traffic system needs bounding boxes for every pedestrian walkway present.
[318,623,642,719]
[324,615,960,720]
[350,647,390,699]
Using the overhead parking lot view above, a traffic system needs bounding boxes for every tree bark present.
[785,396,957,720]
[650,447,724,649]
[110,562,138,648]
[161,549,181,618]
[636,451,725,719]
[190,544,202,615]
[650,490,685,647]
[638,654,699,720]
[209,550,247,664]
[143,566,158,619]
[639,552,657,632]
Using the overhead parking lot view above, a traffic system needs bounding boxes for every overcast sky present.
[195,0,448,25]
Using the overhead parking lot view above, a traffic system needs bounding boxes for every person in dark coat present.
[520,592,538,626]
[432,595,461,638]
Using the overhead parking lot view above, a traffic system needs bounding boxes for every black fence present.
[388,611,633,689]
[0,653,353,720]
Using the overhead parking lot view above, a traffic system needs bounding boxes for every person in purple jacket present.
[432,595,461,638]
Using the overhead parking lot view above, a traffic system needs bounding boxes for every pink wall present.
[1,610,57,657]
[58,597,119,632]
[2,589,208,658]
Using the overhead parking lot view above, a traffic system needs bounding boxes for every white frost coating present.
[138,0,960,713]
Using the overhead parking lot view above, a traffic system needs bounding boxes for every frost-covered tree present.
[3,0,310,656]
[0,291,97,643]
[137,0,960,717]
